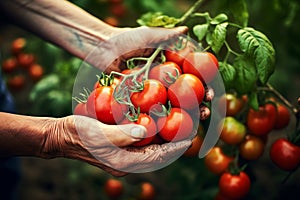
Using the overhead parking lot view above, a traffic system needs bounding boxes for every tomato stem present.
[178,0,207,25]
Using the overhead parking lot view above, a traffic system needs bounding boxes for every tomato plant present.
[219,172,251,200]
[2,58,18,73]
[219,93,245,117]
[269,138,300,171]
[204,147,233,175]
[167,73,205,110]
[183,52,219,83]
[7,74,25,90]
[28,64,44,81]
[11,37,26,55]
[220,116,246,145]
[17,53,36,69]
[246,103,277,136]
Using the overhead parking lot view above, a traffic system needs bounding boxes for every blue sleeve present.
[0,71,15,113]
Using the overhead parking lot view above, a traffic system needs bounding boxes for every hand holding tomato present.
[46,115,192,175]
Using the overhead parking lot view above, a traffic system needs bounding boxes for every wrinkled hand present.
[85,26,188,73]
[43,115,191,176]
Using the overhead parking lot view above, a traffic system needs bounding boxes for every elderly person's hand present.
[0,113,191,176]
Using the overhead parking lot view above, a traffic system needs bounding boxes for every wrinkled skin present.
[45,116,191,176]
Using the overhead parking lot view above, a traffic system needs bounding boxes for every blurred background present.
[0,0,299,199]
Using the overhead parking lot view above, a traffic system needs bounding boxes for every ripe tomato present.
[2,58,18,73]
[220,117,246,145]
[183,135,203,157]
[239,134,265,160]
[157,107,194,142]
[247,103,276,136]
[110,2,127,17]
[168,74,205,110]
[104,179,123,199]
[130,79,167,114]
[183,52,219,83]
[219,172,251,200]
[274,103,290,129]
[104,16,119,26]
[204,147,233,175]
[73,103,89,117]
[17,53,36,68]
[165,39,196,66]
[270,138,300,171]
[7,74,25,90]
[28,64,44,81]
[149,61,182,87]
[86,87,127,124]
[121,113,157,147]
[219,93,245,116]
[138,182,156,200]
[11,37,26,55]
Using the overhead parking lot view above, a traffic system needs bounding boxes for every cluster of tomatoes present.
[202,93,300,199]
[74,39,219,147]
[1,37,44,91]
[104,178,155,200]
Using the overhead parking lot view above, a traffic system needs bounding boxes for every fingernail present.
[131,127,145,138]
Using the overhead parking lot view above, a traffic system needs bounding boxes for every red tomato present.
[2,58,18,73]
[157,107,193,142]
[183,135,203,157]
[73,103,89,117]
[104,179,123,199]
[270,138,300,171]
[104,16,119,27]
[11,37,26,55]
[168,74,205,110]
[219,172,251,200]
[121,113,157,147]
[17,53,36,68]
[274,103,290,129]
[130,79,167,114]
[247,103,276,136]
[220,117,246,145]
[109,2,127,17]
[28,64,44,81]
[204,147,233,175]
[7,74,25,90]
[165,39,196,66]
[239,134,265,160]
[138,182,156,200]
[183,52,219,83]
[149,61,182,87]
[86,87,127,124]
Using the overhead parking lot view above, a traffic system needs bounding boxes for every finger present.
[103,124,147,147]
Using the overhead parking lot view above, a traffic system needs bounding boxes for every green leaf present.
[137,12,180,28]
[211,22,228,53]
[210,13,228,25]
[237,27,275,84]
[248,92,259,110]
[193,24,209,41]
[233,55,257,94]
[219,62,236,89]
[228,0,248,27]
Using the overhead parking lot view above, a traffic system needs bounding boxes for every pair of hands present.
[51,26,192,176]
